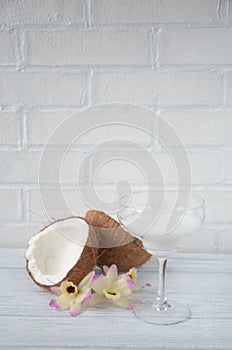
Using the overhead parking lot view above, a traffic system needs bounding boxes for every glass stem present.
[156,257,168,307]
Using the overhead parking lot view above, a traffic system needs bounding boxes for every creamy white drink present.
[122,208,201,255]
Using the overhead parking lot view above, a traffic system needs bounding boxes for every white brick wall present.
[0,189,22,221]
[159,28,232,65]
[226,72,232,104]
[0,112,20,145]
[0,71,86,106]
[0,0,85,25]
[91,0,219,24]
[160,111,232,146]
[0,0,231,253]
[0,31,17,64]
[92,71,222,105]
[25,30,152,65]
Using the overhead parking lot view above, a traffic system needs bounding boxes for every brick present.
[0,71,85,106]
[196,190,232,224]
[157,151,222,185]
[160,111,232,146]
[90,149,221,185]
[224,152,232,184]
[92,71,222,106]
[0,224,42,248]
[221,228,232,253]
[160,28,232,65]
[91,149,152,185]
[28,187,122,222]
[226,72,232,105]
[180,228,216,253]
[28,188,89,221]
[229,2,232,22]
[0,150,88,184]
[0,112,20,145]
[91,0,219,24]
[0,0,85,25]
[0,189,22,221]
[0,31,17,64]
[26,106,154,147]
[25,30,151,65]
[26,111,70,145]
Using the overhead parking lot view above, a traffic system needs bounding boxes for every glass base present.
[133,300,191,325]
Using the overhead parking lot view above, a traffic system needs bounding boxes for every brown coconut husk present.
[26,216,98,290]
[85,210,152,272]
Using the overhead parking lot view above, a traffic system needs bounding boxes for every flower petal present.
[83,289,92,302]
[102,265,109,275]
[50,286,61,295]
[49,299,60,310]
[105,264,118,283]
[92,276,110,295]
[112,275,135,296]
[74,286,91,304]
[103,289,121,302]
[56,294,74,310]
[91,274,101,284]
[69,302,82,317]
[114,296,133,310]
[78,271,95,289]
[84,294,105,307]
[128,267,137,282]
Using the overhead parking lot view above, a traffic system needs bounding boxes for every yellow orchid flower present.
[49,271,94,317]
[85,264,136,310]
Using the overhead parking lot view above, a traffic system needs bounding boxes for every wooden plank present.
[1,249,232,271]
[1,267,232,296]
[0,249,26,268]
[1,292,232,320]
[0,247,232,270]
[0,249,232,350]
[0,315,232,349]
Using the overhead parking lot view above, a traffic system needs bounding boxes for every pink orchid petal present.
[146,283,152,287]
[114,296,133,310]
[49,299,60,310]
[126,274,135,291]
[83,289,92,302]
[111,275,134,297]
[50,286,61,295]
[91,274,101,284]
[102,265,109,275]
[84,294,105,307]
[69,303,82,317]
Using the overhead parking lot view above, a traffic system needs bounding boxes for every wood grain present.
[0,249,232,349]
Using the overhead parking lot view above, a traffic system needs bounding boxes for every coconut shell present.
[85,210,152,272]
[26,216,98,290]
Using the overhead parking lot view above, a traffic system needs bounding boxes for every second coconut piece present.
[85,210,152,272]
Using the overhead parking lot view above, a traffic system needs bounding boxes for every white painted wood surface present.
[0,249,232,350]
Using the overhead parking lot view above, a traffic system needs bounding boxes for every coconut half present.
[85,210,152,272]
[25,217,98,289]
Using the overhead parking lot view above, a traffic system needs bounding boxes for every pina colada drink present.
[122,209,201,255]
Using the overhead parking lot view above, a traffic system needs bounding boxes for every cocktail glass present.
[117,190,205,325]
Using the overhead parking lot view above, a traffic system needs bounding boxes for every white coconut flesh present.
[25,217,89,286]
